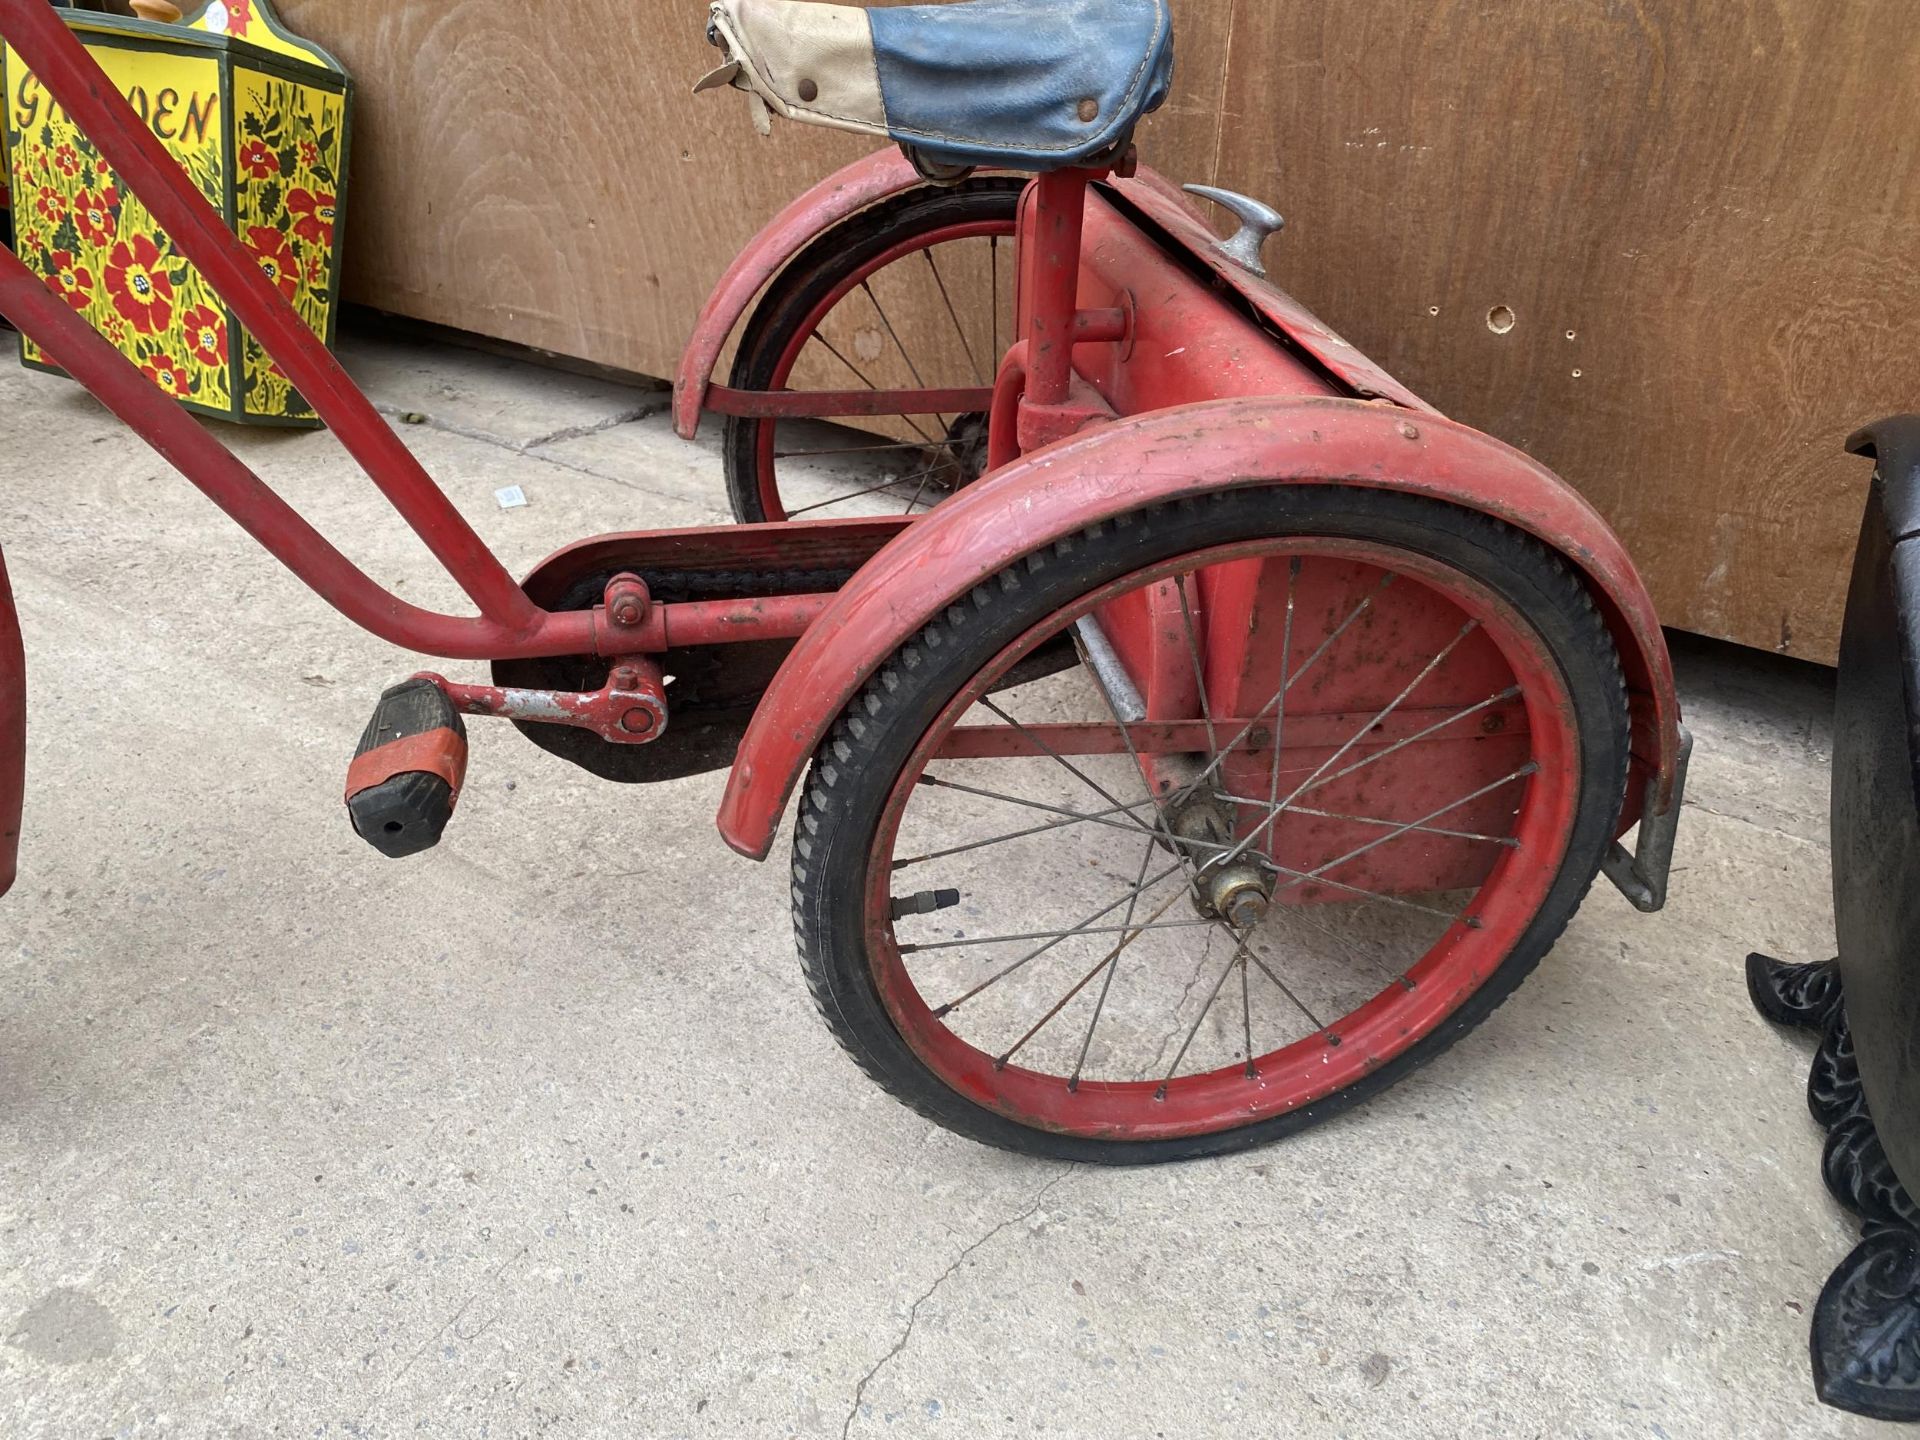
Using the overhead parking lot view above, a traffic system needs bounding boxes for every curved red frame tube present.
[0,0,554,645]
[0,250,595,660]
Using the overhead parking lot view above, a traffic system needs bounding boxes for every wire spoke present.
[1268,763,1537,901]
[922,247,983,385]
[1155,927,1251,1096]
[1296,685,1521,798]
[900,916,1216,955]
[997,881,1185,1067]
[990,236,999,366]
[784,458,953,518]
[1243,944,1326,1032]
[1205,619,1483,876]
[805,331,937,444]
[1068,837,1159,1090]
[978,696,1168,844]
[1256,856,1470,925]
[1173,578,1218,762]
[1238,943,1255,1076]
[1219,799,1520,848]
[1265,557,1301,817]
[892,791,1174,870]
[1157,571,1396,817]
[916,773,1188,844]
[860,279,947,430]
[774,439,950,459]
[931,858,1188,1014]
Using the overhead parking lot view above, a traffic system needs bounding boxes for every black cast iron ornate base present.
[1750,953,1920,1421]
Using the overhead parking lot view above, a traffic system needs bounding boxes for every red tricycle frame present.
[0,0,1683,927]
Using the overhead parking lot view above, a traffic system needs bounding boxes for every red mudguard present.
[715,395,1684,861]
[672,147,1433,441]
[674,147,934,441]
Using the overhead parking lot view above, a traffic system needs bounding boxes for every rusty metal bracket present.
[1601,724,1693,913]
[417,659,670,747]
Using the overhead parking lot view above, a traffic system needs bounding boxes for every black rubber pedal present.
[344,678,468,859]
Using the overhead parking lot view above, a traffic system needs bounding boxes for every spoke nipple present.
[1152,1084,1168,1102]
[1066,1077,1080,1094]
[1465,915,1485,930]
[993,1057,1008,1072]
[932,1002,953,1018]
[1325,1032,1342,1047]
[1244,1062,1259,1080]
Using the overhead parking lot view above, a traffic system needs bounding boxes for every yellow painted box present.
[2,1,350,426]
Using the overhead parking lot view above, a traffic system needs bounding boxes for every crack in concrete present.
[371,396,725,512]
[842,1167,1073,1438]
[522,401,669,451]
[1676,798,1829,851]
[372,397,664,456]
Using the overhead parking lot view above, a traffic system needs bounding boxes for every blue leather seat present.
[867,0,1175,170]
[704,0,1175,172]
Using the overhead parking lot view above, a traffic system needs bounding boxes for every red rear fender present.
[715,395,1682,860]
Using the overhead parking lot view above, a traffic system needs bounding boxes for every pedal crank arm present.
[418,659,669,746]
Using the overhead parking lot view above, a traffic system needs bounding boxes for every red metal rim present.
[859,535,1583,1142]
[754,217,1017,522]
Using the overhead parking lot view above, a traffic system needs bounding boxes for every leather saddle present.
[701,0,1175,171]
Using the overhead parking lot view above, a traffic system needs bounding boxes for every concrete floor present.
[0,326,1896,1438]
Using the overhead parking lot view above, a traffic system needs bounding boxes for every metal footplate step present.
[344,677,469,858]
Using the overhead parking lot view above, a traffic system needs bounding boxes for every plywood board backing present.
[274,0,1920,660]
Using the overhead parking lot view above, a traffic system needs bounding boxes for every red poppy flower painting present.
[238,137,280,179]
[141,353,193,398]
[52,144,81,178]
[181,305,229,368]
[286,187,336,246]
[72,189,115,246]
[48,251,95,313]
[33,184,63,226]
[104,234,177,335]
[245,226,300,301]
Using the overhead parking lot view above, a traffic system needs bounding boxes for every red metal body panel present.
[716,395,1683,860]
[1070,188,1341,413]
[0,545,23,899]
[1105,173,1436,414]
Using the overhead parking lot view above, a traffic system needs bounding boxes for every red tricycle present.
[0,0,1688,1163]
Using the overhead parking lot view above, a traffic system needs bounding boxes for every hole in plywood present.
[1486,305,1516,335]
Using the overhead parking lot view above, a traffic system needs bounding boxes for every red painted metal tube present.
[1022,169,1094,408]
[0,0,542,635]
[0,250,594,661]
[0,545,22,898]
[647,592,833,649]
[703,384,995,419]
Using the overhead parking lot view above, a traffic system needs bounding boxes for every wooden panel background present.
[273,0,1920,661]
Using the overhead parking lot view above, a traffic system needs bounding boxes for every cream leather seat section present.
[707,0,890,140]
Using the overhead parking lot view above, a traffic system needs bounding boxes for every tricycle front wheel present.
[790,487,1629,1162]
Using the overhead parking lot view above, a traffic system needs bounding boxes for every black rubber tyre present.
[722,178,1024,524]
[789,487,1631,1163]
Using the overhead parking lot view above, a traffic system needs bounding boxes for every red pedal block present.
[344,678,468,859]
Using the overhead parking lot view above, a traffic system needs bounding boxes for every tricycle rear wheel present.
[723,178,1023,523]
[789,487,1629,1162]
